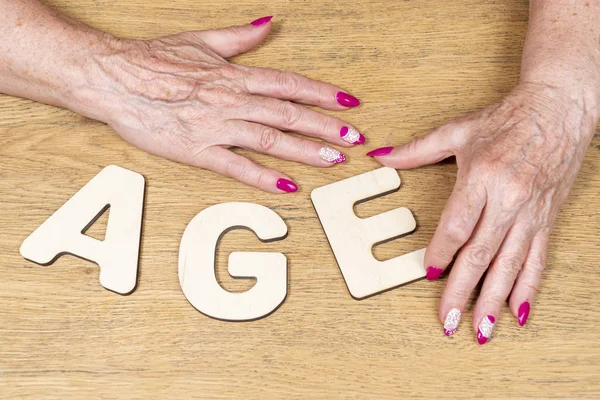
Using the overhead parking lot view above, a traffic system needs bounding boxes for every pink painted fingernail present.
[443,308,461,336]
[340,126,365,145]
[276,178,298,193]
[366,147,393,157]
[336,92,361,108]
[477,315,495,345]
[518,301,530,327]
[426,266,443,281]
[251,16,273,26]
[319,147,346,164]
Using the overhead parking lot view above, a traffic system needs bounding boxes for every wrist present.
[511,81,599,145]
[519,64,600,127]
[520,1,600,122]
[61,33,130,125]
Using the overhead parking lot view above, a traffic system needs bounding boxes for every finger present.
[195,17,273,59]
[367,123,467,169]
[509,228,550,327]
[243,67,360,111]
[228,121,347,166]
[192,146,298,193]
[439,204,515,336]
[424,177,486,281]
[235,95,365,147]
[471,224,534,345]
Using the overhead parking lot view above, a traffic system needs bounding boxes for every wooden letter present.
[311,167,426,299]
[178,202,288,321]
[20,165,145,294]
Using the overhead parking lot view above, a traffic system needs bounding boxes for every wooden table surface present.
[1,0,599,398]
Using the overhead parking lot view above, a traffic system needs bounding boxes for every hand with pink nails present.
[369,1,600,344]
[0,2,364,193]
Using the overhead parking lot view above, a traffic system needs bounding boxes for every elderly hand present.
[368,83,598,343]
[80,17,363,193]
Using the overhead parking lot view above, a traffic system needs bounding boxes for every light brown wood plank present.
[1,0,599,398]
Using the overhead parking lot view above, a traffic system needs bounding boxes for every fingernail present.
[477,315,495,345]
[251,16,273,26]
[426,266,443,281]
[336,92,361,108]
[340,126,365,145]
[319,147,346,164]
[276,178,298,193]
[366,147,393,157]
[443,308,461,336]
[518,301,530,327]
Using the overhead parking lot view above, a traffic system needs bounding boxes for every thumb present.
[196,16,273,59]
[366,125,460,169]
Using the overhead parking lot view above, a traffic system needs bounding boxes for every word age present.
[21,165,426,321]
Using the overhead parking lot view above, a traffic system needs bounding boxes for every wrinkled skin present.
[373,82,598,338]
[84,21,361,192]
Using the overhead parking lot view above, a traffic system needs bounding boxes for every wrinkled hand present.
[369,83,597,343]
[85,17,364,193]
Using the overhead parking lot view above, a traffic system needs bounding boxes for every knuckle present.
[527,259,546,275]
[501,182,531,209]
[277,71,303,96]
[318,116,335,136]
[223,157,246,178]
[441,216,472,244]
[462,244,494,271]
[278,101,302,127]
[218,63,241,78]
[187,143,211,164]
[259,127,282,153]
[496,254,523,279]
[521,281,540,295]
[314,85,330,106]
[439,121,468,149]
[219,66,247,91]
[408,136,427,153]
[255,168,271,188]
[199,87,243,107]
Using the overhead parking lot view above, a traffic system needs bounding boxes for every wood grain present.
[1,0,599,398]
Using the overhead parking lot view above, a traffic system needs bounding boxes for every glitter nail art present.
[477,315,495,345]
[443,308,461,336]
[319,147,346,164]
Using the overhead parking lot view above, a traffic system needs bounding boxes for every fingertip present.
[339,126,366,147]
[425,266,443,281]
[518,301,531,326]
[336,92,361,108]
[318,147,347,165]
[475,314,496,345]
[510,296,531,327]
[366,146,394,157]
[275,177,298,193]
[250,16,274,27]
[441,307,462,336]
